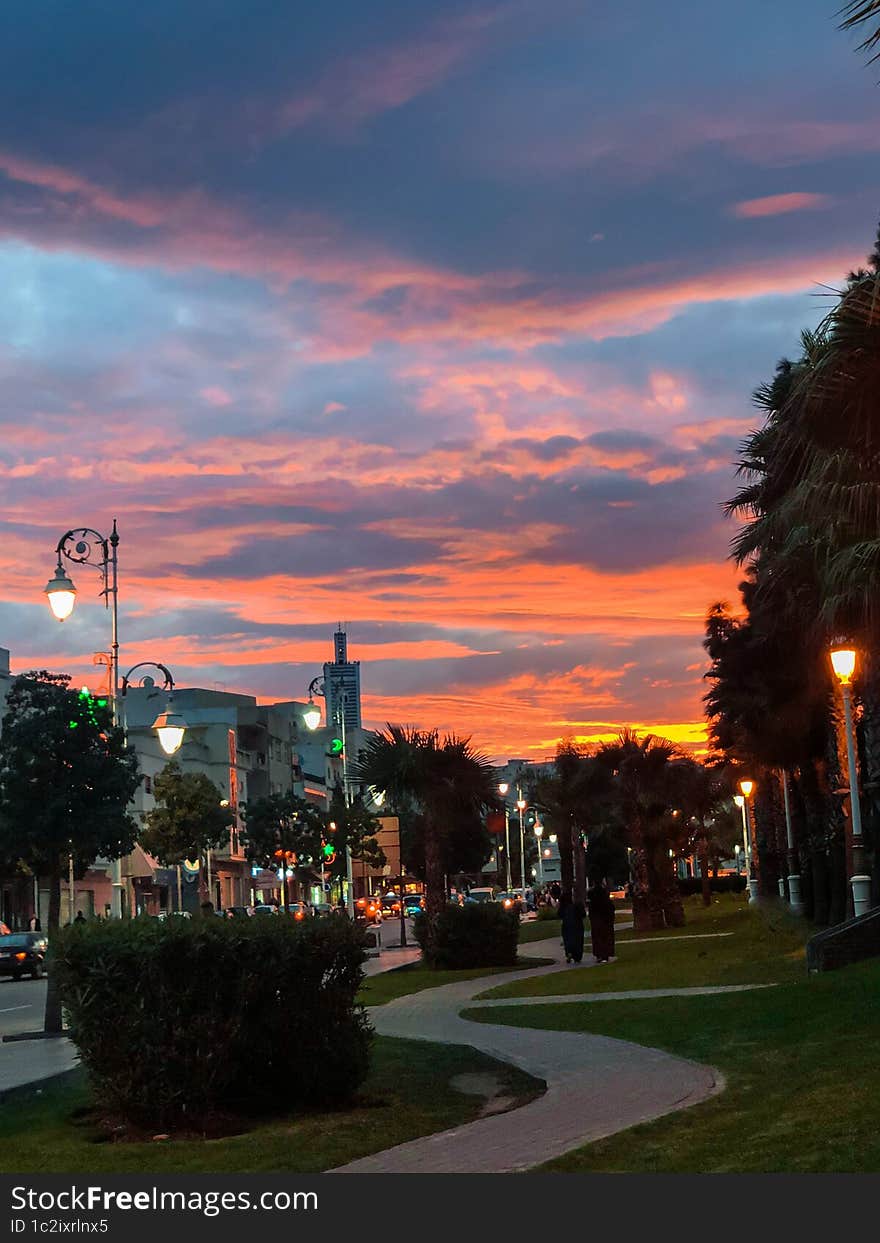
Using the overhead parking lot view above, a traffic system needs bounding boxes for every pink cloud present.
[200,386,233,407]
[731,192,832,219]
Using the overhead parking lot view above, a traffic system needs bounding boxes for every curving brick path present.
[332,937,746,1174]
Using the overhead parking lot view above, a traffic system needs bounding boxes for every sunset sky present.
[1,1,878,760]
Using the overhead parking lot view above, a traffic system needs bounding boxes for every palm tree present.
[840,1,880,61]
[596,729,686,931]
[532,743,617,903]
[353,726,497,948]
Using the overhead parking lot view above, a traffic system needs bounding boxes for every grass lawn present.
[0,1036,544,1174]
[478,895,807,999]
[361,955,554,1006]
[463,954,880,1172]
[518,919,563,944]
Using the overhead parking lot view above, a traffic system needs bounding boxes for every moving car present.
[355,897,383,924]
[0,932,48,980]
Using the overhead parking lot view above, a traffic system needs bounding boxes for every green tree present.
[0,673,140,1032]
[353,726,497,948]
[141,761,232,906]
[324,787,386,901]
[241,791,324,910]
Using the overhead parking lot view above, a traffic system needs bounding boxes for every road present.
[0,976,47,1037]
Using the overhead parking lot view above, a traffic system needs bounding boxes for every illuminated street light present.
[44,562,77,621]
[121,663,188,757]
[830,645,871,916]
[534,822,545,886]
[497,783,512,890]
[151,707,187,756]
[303,700,322,731]
[737,781,758,903]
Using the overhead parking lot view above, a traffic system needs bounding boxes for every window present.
[144,775,152,794]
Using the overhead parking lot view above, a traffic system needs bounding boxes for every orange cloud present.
[731,192,831,219]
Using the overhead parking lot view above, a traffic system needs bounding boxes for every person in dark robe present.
[559,892,586,964]
[587,880,616,963]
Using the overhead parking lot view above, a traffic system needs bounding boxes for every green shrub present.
[413,902,519,969]
[536,905,561,921]
[676,875,747,896]
[53,914,371,1130]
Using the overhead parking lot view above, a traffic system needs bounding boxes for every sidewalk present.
[333,940,728,1174]
[0,1037,78,1095]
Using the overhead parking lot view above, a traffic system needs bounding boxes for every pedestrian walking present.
[587,880,616,963]
[559,892,586,964]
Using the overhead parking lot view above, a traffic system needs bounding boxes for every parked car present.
[402,894,425,917]
[253,904,279,915]
[496,891,523,915]
[464,887,495,904]
[311,903,333,918]
[355,897,383,924]
[0,932,48,980]
[222,906,250,918]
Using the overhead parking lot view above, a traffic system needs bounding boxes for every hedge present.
[676,875,748,896]
[52,914,371,1130]
[413,902,519,969]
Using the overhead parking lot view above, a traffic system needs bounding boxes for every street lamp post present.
[516,788,527,900]
[534,822,544,886]
[780,770,802,913]
[738,780,758,903]
[45,521,123,914]
[830,647,872,917]
[498,783,512,891]
[733,796,751,899]
[734,843,741,875]
[305,675,355,915]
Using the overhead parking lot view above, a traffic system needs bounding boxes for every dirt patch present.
[449,1072,530,1118]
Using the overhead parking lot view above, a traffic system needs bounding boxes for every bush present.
[413,902,519,969]
[52,913,371,1130]
[536,905,561,921]
[676,875,748,896]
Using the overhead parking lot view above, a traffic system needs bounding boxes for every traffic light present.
[328,737,344,756]
[322,842,336,865]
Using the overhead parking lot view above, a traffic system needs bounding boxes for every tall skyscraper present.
[323,627,361,733]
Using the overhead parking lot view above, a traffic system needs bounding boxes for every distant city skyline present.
[0,2,877,760]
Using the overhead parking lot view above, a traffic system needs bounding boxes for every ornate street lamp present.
[830,645,872,916]
[121,663,188,756]
[45,522,120,717]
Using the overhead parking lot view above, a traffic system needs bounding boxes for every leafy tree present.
[323,787,386,902]
[0,673,140,1032]
[141,761,232,905]
[241,791,324,910]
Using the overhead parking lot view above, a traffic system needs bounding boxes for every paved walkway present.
[333,939,735,1174]
[0,1037,78,1094]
